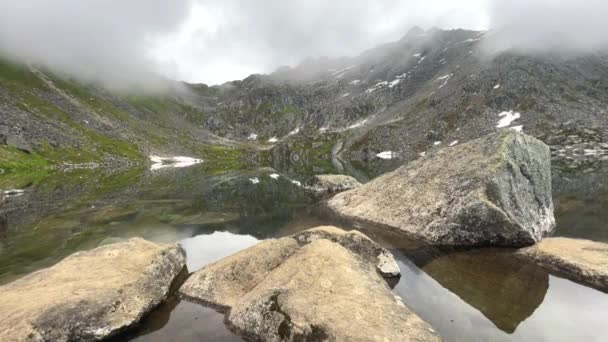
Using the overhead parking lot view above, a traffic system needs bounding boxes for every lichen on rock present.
[180,226,439,341]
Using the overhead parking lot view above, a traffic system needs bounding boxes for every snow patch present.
[493,84,501,89]
[437,74,452,89]
[288,128,300,136]
[434,141,442,146]
[318,127,328,132]
[3,189,25,196]
[291,180,302,187]
[249,178,260,184]
[419,152,426,157]
[269,173,280,180]
[449,140,459,146]
[342,93,350,97]
[248,133,258,140]
[510,125,524,132]
[331,65,354,76]
[365,81,388,93]
[376,151,395,159]
[347,118,368,129]
[461,38,481,43]
[413,53,422,57]
[496,111,521,128]
[150,155,203,171]
[388,79,401,88]
[350,79,361,85]
[268,137,278,143]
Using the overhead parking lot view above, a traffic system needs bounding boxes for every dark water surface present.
[1,159,607,341]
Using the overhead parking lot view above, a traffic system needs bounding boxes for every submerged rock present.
[180,226,439,341]
[518,237,608,293]
[0,238,186,341]
[328,130,555,247]
[306,174,362,194]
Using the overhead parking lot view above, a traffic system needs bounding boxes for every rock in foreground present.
[328,130,555,247]
[180,226,439,341]
[0,238,186,341]
[518,237,608,292]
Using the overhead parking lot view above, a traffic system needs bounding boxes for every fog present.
[0,0,192,91]
[0,0,606,88]
[482,0,608,56]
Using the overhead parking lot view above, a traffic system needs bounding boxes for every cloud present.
[482,0,608,55]
[0,0,193,91]
[1,0,606,88]
[151,0,489,84]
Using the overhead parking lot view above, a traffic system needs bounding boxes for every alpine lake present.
[1,155,607,342]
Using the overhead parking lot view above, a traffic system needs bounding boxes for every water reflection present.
[553,164,608,243]
[121,231,259,342]
[415,249,548,333]
[2,158,608,341]
[180,231,258,272]
[393,248,608,341]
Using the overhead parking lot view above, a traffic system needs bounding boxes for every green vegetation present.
[0,146,49,188]
[0,58,47,90]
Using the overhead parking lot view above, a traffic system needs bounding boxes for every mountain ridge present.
[1,28,608,180]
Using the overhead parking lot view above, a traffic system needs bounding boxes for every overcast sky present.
[0,0,606,88]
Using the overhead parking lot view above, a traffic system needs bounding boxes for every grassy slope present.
[0,59,254,183]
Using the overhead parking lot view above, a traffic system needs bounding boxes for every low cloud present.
[0,0,192,91]
[483,0,608,56]
[0,1,606,88]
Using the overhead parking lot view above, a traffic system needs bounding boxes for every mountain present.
[2,28,608,177]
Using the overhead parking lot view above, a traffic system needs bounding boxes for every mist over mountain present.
[1,0,606,88]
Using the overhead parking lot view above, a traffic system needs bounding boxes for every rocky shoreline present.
[2,130,608,341]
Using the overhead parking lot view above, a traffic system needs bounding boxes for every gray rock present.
[5,133,33,153]
[306,174,362,194]
[0,238,186,341]
[517,237,608,293]
[180,226,439,341]
[328,130,555,247]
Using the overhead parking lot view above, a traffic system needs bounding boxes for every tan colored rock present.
[181,226,438,341]
[518,237,608,292]
[0,238,186,341]
[328,131,555,247]
[181,237,301,309]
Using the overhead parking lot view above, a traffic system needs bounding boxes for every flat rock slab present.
[328,130,555,247]
[518,237,608,292]
[181,226,439,341]
[0,238,186,341]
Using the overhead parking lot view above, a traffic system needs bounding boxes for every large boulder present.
[0,238,186,341]
[180,226,439,341]
[328,130,555,247]
[517,237,608,293]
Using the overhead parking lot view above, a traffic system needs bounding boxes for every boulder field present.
[328,130,555,247]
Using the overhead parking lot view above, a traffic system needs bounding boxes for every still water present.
[1,159,607,341]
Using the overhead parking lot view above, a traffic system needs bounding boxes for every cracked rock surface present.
[180,226,439,341]
[328,130,555,247]
[0,238,186,342]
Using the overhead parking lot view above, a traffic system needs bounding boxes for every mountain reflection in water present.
[1,159,608,341]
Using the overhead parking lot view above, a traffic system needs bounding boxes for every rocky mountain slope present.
[2,27,608,176]
[0,59,251,176]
